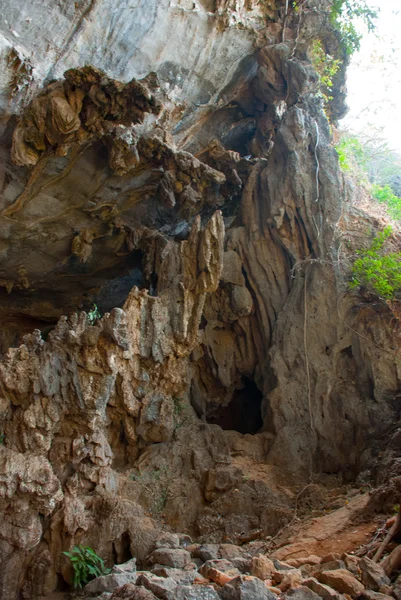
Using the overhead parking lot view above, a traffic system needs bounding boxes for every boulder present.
[250,555,275,580]
[166,585,221,599]
[359,557,391,591]
[111,583,157,599]
[85,572,137,595]
[287,557,322,568]
[136,573,177,599]
[303,577,344,600]
[318,570,365,596]
[199,559,241,579]
[283,586,324,600]
[220,575,277,599]
[150,549,192,569]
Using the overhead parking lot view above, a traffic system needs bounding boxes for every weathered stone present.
[250,555,275,580]
[287,557,322,568]
[111,584,157,599]
[166,586,221,600]
[221,575,277,599]
[150,549,192,569]
[136,573,177,599]
[318,570,365,596]
[284,587,324,600]
[359,557,391,591]
[85,572,138,595]
[303,577,344,600]
[199,559,241,580]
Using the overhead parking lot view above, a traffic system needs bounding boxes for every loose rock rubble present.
[80,533,401,600]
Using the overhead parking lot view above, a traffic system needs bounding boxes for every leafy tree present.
[329,0,378,55]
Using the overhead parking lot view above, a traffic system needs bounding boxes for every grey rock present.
[284,586,324,600]
[84,572,137,594]
[167,586,221,600]
[150,548,192,569]
[360,557,391,591]
[220,575,277,600]
[154,534,180,550]
[150,566,199,585]
[303,577,344,600]
[361,592,394,600]
[198,545,220,562]
[136,573,177,599]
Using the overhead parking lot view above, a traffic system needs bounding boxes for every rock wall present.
[0,1,400,598]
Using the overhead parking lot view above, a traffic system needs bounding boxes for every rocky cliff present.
[0,1,400,599]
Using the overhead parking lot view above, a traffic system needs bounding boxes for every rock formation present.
[0,1,400,599]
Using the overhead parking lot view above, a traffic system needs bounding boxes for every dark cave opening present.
[207,378,263,434]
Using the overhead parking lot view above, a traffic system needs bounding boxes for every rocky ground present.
[41,481,401,600]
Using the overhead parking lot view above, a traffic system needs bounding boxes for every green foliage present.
[0,433,4,445]
[372,185,401,220]
[351,226,401,299]
[329,0,378,55]
[63,545,109,589]
[310,39,342,104]
[87,304,101,325]
[335,133,401,219]
[335,135,368,175]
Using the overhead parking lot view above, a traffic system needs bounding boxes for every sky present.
[341,0,401,152]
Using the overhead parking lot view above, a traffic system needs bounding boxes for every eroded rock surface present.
[0,1,400,600]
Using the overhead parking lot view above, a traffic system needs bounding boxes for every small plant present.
[350,227,401,299]
[87,304,101,325]
[0,433,4,445]
[63,545,109,589]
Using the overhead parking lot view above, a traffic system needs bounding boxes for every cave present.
[207,378,263,434]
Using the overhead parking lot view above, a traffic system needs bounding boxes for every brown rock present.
[318,570,365,596]
[287,557,322,568]
[150,549,192,569]
[250,555,275,580]
[359,557,390,591]
[303,577,344,600]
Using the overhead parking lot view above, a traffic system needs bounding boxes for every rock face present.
[0,1,401,599]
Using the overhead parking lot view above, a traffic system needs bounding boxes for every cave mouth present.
[207,377,263,434]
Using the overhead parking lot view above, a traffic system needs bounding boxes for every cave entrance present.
[207,378,263,434]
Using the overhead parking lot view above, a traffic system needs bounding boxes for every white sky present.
[341,0,401,151]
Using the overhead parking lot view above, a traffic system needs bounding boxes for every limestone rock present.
[359,557,390,591]
[318,570,365,596]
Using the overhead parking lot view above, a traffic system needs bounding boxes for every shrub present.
[310,39,341,104]
[63,545,109,589]
[372,184,401,220]
[350,226,401,299]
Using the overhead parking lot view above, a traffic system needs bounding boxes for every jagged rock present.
[248,555,273,580]
[153,534,181,550]
[220,575,277,599]
[283,587,323,600]
[199,559,241,580]
[85,572,138,595]
[318,570,365,596]
[149,549,192,569]
[361,592,395,600]
[136,573,178,599]
[287,557,322,568]
[166,586,221,600]
[111,584,157,599]
[303,577,344,600]
[359,557,391,591]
